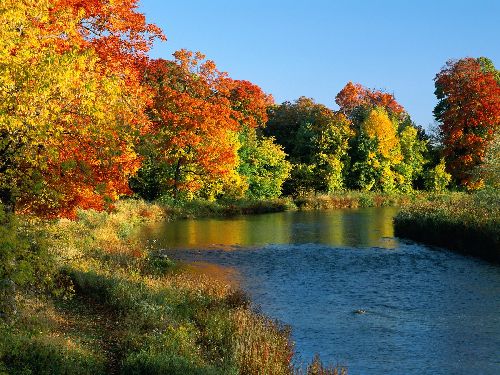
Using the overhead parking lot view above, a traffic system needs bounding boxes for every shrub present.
[0,206,60,318]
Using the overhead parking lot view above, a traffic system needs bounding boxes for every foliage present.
[266,86,430,195]
[424,158,452,192]
[135,53,276,201]
[138,52,240,198]
[356,107,403,192]
[266,97,353,195]
[434,57,500,189]
[397,125,429,192]
[335,81,406,120]
[476,131,500,189]
[238,128,292,199]
[335,83,429,193]
[0,0,162,218]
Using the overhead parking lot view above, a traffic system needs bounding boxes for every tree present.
[476,131,500,189]
[335,82,429,192]
[265,97,352,195]
[335,82,406,121]
[397,125,428,192]
[348,107,403,191]
[434,57,500,189]
[0,0,161,217]
[138,52,241,198]
[238,129,291,199]
[424,159,451,192]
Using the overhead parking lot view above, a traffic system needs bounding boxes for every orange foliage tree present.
[434,57,500,189]
[0,0,162,217]
[335,81,406,120]
[138,51,253,198]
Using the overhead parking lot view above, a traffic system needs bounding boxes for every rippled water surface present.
[144,208,500,375]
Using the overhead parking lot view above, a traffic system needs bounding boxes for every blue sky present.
[138,0,500,129]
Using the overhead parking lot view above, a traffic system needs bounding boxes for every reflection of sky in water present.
[142,208,500,375]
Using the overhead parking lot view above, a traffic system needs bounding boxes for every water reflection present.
[144,207,399,250]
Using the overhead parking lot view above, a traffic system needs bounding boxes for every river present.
[142,207,500,375]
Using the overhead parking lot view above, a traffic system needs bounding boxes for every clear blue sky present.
[138,0,500,129]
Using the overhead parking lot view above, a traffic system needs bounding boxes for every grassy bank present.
[158,197,296,219]
[0,200,345,374]
[292,191,416,210]
[156,191,424,220]
[394,191,500,262]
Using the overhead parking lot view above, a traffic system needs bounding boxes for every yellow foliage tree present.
[361,107,402,163]
[0,0,152,217]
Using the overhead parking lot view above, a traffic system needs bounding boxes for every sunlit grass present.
[394,190,500,261]
[2,198,346,374]
[293,190,420,210]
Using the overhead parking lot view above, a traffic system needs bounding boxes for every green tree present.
[397,124,429,192]
[238,129,291,199]
[477,131,500,189]
[265,97,352,195]
[424,158,451,192]
[348,107,404,192]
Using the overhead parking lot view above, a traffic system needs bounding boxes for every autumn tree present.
[133,52,241,199]
[135,52,280,200]
[335,81,406,121]
[335,82,428,192]
[228,80,291,199]
[347,107,402,191]
[434,57,500,189]
[0,0,162,217]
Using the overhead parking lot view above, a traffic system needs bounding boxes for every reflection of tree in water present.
[149,208,398,250]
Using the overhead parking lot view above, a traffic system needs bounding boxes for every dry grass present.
[394,191,500,261]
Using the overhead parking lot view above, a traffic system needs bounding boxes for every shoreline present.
[393,191,499,262]
[0,199,343,374]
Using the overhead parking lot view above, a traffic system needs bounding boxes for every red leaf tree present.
[434,58,500,189]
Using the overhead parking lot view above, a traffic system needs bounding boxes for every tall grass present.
[293,191,417,210]
[394,191,500,261]
[157,196,296,219]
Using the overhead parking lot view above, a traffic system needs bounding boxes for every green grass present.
[1,199,346,374]
[394,190,500,261]
[157,196,296,219]
[155,191,424,220]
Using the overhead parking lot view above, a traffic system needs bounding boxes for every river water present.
[143,207,500,375]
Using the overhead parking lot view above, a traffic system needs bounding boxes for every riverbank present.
[0,200,344,374]
[394,191,500,262]
[158,191,427,220]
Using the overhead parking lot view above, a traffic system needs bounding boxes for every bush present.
[0,206,60,318]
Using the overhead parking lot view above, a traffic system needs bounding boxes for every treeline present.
[1,0,499,220]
